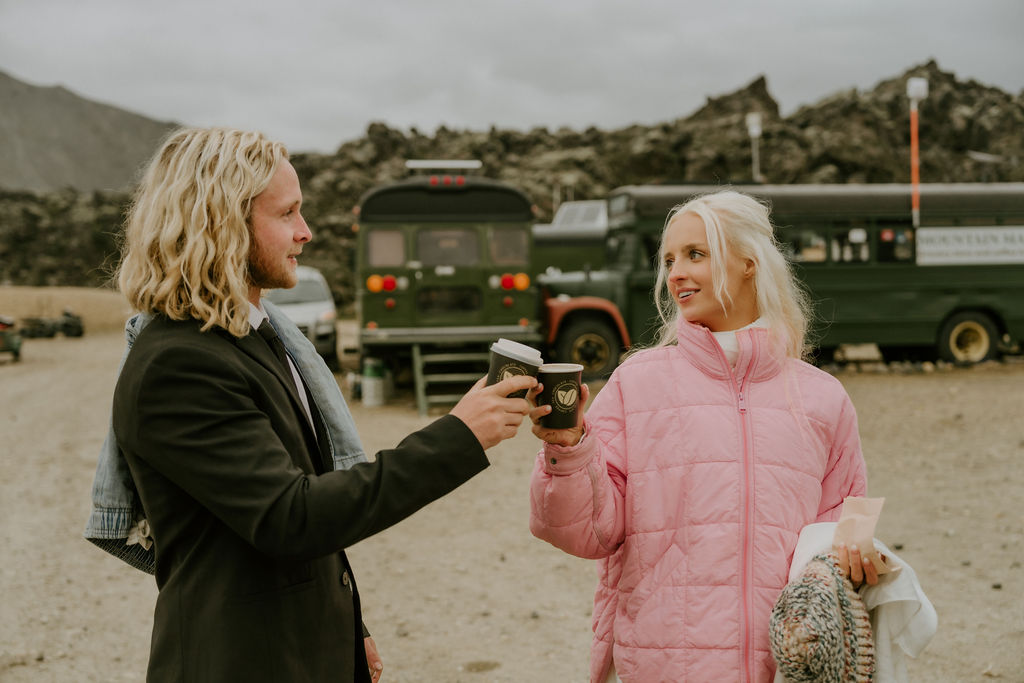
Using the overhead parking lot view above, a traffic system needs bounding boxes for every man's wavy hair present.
[118,127,287,338]
[650,189,812,359]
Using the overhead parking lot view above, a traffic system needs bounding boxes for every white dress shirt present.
[248,301,316,432]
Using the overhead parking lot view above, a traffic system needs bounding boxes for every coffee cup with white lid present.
[486,338,543,398]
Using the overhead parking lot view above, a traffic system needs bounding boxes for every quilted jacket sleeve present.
[528,375,628,559]
[816,390,868,521]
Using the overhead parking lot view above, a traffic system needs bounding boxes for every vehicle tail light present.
[367,274,402,293]
[502,296,513,308]
[513,272,530,291]
[500,273,515,290]
[385,298,396,309]
[428,175,466,187]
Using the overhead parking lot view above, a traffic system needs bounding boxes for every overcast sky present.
[1,0,1021,153]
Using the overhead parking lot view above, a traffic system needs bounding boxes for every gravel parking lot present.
[1,325,1022,682]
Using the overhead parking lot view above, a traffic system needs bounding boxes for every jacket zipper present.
[738,338,758,682]
[709,327,759,680]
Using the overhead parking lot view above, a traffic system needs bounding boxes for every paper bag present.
[832,496,897,575]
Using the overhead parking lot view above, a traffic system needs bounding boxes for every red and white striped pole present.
[906,78,929,228]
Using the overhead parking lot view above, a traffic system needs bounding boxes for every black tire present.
[937,311,999,364]
[555,317,621,380]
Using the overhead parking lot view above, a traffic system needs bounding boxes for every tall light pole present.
[907,77,929,227]
[746,112,763,183]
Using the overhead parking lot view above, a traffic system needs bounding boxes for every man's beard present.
[248,244,296,291]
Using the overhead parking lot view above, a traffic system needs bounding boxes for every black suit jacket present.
[113,316,488,682]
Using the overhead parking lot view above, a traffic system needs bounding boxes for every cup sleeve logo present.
[552,381,579,413]
[499,363,528,381]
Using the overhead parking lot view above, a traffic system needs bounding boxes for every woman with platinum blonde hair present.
[118,127,287,338]
[651,190,811,358]
[528,189,873,682]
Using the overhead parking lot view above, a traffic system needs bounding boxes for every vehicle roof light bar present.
[405,159,483,171]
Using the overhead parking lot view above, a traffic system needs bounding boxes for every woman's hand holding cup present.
[529,368,589,447]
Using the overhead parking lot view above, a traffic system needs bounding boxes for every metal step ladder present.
[412,345,490,417]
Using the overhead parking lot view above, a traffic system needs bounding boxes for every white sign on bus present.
[916,226,1024,265]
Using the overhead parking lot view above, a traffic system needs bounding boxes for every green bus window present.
[877,227,915,262]
[368,230,405,267]
[782,229,827,263]
[418,228,479,267]
[490,227,529,265]
[830,228,871,263]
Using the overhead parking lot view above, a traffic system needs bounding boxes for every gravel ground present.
[1,330,1022,682]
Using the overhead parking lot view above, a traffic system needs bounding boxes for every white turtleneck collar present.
[711,317,767,367]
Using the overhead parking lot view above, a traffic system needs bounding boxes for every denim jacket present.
[84,301,367,574]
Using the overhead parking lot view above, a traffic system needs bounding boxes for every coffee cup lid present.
[539,363,584,373]
[492,338,543,365]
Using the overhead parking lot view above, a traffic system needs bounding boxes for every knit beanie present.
[770,553,875,682]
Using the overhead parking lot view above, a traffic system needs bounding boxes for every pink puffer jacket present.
[530,320,867,682]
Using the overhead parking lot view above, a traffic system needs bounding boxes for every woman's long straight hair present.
[650,189,812,359]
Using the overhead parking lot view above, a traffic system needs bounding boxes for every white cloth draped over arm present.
[775,523,938,683]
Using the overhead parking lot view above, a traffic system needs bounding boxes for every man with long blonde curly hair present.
[111,127,535,683]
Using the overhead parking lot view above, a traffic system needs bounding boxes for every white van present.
[265,266,339,369]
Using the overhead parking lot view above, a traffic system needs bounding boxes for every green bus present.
[354,168,542,411]
[537,183,1024,374]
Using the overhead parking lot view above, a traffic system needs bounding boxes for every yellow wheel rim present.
[570,332,611,371]
[949,320,990,363]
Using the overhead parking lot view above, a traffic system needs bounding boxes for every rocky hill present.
[1,60,1021,307]
[0,70,177,192]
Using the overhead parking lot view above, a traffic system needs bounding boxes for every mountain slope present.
[0,70,177,192]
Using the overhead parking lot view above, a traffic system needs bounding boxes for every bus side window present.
[368,230,406,267]
[831,228,871,263]
[490,227,529,265]
[877,227,915,262]
[783,229,827,263]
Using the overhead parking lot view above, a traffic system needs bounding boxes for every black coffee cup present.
[486,338,543,398]
[537,363,584,429]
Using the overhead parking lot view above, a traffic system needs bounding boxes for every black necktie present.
[257,319,329,473]
[257,319,291,374]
